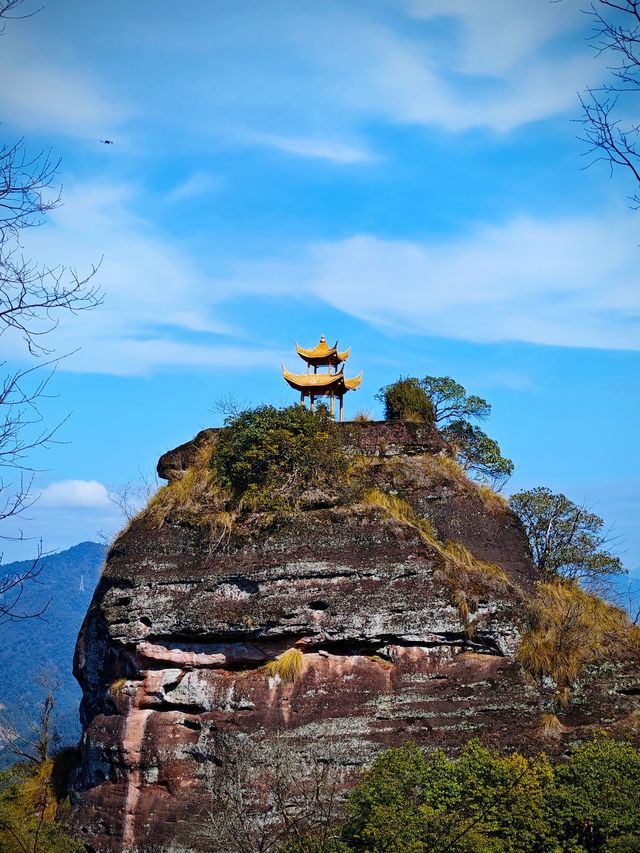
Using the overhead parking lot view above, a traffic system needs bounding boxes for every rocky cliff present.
[68,421,640,852]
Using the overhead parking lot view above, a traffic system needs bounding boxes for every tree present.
[299,735,640,852]
[579,1,640,208]
[0,673,84,853]
[509,486,625,591]
[418,376,490,426]
[441,419,514,490]
[0,670,61,765]
[0,0,101,619]
[377,375,513,489]
[418,376,513,488]
[374,378,435,423]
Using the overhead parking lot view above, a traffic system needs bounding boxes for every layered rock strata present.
[69,422,640,852]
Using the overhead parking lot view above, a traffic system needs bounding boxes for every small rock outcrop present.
[68,421,640,852]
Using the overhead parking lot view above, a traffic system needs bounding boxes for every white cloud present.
[304,218,640,349]
[40,480,111,508]
[196,0,599,141]
[238,131,373,164]
[401,0,582,75]
[166,172,223,203]
[219,212,640,351]
[0,34,126,138]
[10,179,640,374]
[316,4,599,134]
[8,181,286,376]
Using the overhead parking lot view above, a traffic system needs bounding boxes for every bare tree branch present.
[0,10,103,623]
[579,1,640,206]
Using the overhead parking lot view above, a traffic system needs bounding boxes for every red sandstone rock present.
[68,422,640,852]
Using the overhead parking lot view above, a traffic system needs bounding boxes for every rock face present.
[69,422,640,852]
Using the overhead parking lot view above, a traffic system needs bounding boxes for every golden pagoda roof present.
[296,335,350,365]
[282,366,362,395]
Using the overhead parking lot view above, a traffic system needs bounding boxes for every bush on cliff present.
[375,378,435,423]
[290,735,640,852]
[214,404,347,510]
[0,758,84,852]
[376,375,513,489]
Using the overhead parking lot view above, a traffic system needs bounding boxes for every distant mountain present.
[0,542,106,766]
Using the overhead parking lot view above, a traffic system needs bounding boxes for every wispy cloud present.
[303,218,640,349]
[0,33,126,138]
[166,171,223,203]
[8,181,286,376]
[217,212,640,351]
[238,131,374,164]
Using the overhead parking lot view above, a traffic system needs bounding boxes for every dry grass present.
[367,654,394,669]
[517,580,630,689]
[364,488,511,634]
[401,409,427,423]
[263,648,304,683]
[476,483,509,512]
[540,713,565,738]
[363,489,439,545]
[423,453,468,483]
[145,444,217,522]
[352,410,372,422]
[108,678,128,694]
[442,540,508,583]
[141,444,235,541]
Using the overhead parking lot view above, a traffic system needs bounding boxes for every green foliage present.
[374,378,435,424]
[442,419,514,490]
[0,758,85,852]
[551,735,640,850]
[341,740,553,852]
[418,376,490,425]
[301,735,640,852]
[509,486,625,589]
[377,375,513,489]
[214,404,347,510]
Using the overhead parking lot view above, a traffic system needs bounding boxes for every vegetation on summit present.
[214,404,347,510]
[377,375,514,488]
[374,377,435,424]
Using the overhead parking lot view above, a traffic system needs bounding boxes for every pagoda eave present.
[282,367,361,396]
[295,340,351,367]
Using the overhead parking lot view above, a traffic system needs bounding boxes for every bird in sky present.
[100,139,114,145]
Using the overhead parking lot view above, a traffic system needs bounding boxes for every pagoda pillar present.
[330,393,335,419]
[339,394,344,422]
[300,391,305,406]
[310,395,315,413]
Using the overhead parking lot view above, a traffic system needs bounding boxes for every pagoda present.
[282,335,362,421]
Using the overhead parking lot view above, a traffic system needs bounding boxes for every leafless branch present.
[579,1,640,206]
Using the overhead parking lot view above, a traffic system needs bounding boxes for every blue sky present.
[1,0,639,575]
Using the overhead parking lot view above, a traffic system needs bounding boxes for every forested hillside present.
[0,542,106,766]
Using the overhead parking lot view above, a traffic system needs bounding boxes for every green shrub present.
[0,759,85,852]
[342,740,553,852]
[551,734,640,850]
[375,378,435,424]
[214,404,347,510]
[298,734,640,852]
